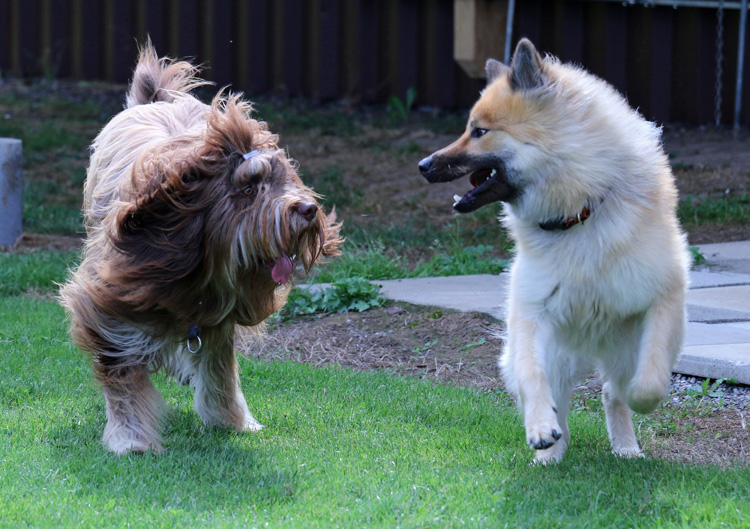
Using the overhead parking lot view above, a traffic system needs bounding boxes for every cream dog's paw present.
[526,419,563,450]
[532,439,568,465]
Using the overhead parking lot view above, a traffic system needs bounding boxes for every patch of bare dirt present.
[644,408,750,466]
[14,233,83,251]
[242,303,750,467]
[242,304,504,390]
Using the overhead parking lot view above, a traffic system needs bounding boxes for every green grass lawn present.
[1,295,749,528]
[2,81,750,527]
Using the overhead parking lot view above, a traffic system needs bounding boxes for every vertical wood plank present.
[583,3,607,81]
[305,0,321,96]
[378,0,399,100]
[696,8,717,124]
[79,0,103,79]
[269,0,284,91]
[358,0,379,102]
[671,9,699,124]
[0,0,10,73]
[169,0,199,59]
[317,0,341,99]
[431,0,458,108]
[648,6,674,123]
[13,0,40,76]
[397,0,419,99]
[282,0,304,95]
[555,0,584,64]
[340,0,360,98]
[138,0,168,52]
[626,5,654,120]
[208,0,234,86]
[104,0,135,82]
[40,0,71,78]
[603,3,627,94]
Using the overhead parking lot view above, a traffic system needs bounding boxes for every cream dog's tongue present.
[271,255,294,284]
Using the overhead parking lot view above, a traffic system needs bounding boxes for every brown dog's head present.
[419,39,554,213]
[105,95,342,327]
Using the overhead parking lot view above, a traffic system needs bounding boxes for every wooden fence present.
[1,0,749,125]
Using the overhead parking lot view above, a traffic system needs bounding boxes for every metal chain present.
[715,0,725,127]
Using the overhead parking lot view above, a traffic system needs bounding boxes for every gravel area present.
[670,373,750,409]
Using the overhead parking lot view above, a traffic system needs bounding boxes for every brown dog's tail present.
[126,39,210,108]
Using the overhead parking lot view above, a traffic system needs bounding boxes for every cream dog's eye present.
[472,127,489,138]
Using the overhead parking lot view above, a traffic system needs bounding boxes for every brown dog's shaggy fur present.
[59,43,341,454]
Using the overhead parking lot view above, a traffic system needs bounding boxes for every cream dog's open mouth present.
[453,168,497,207]
[452,167,517,213]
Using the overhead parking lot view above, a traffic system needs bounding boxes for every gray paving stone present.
[686,321,750,346]
[689,270,750,288]
[675,344,750,385]
[374,274,508,320]
[696,241,750,274]
[686,305,750,323]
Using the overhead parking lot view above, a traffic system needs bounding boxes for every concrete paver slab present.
[685,285,750,315]
[686,322,750,346]
[686,305,750,323]
[696,241,750,274]
[375,274,508,320]
[675,344,750,385]
[689,270,750,288]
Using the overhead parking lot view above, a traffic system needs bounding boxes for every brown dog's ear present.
[112,162,207,289]
[509,38,546,91]
[485,58,510,84]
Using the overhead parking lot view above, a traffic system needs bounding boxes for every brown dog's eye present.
[471,127,489,138]
[242,185,255,196]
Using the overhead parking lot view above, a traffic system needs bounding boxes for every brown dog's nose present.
[295,201,318,221]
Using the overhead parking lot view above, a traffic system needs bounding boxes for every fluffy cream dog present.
[419,39,689,463]
[60,43,341,454]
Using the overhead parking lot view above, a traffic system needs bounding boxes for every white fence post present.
[0,138,23,247]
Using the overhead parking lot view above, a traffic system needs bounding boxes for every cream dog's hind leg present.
[602,380,643,457]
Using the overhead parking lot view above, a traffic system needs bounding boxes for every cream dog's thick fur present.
[420,39,689,463]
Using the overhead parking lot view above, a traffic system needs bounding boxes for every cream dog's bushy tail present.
[126,39,210,108]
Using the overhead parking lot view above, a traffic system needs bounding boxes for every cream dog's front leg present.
[627,282,686,415]
[502,315,563,457]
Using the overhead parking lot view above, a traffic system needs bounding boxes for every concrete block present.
[689,270,750,288]
[696,241,750,274]
[0,138,23,247]
[374,274,508,320]
[674,343,750,385]
[686,285,750,317]
[686,321,750,346]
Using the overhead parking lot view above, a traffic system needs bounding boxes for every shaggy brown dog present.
[59,43,341,455]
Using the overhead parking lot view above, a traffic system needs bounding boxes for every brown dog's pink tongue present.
[271,254,294,284]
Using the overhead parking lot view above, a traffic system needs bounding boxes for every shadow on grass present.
[46,404,299,511]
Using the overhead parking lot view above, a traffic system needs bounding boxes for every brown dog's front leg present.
[189,324,264,432]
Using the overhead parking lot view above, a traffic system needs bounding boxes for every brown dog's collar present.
[539,206,591,231]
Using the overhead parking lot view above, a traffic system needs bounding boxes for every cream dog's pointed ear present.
[485,58,511,84]
[509,38,546,91]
